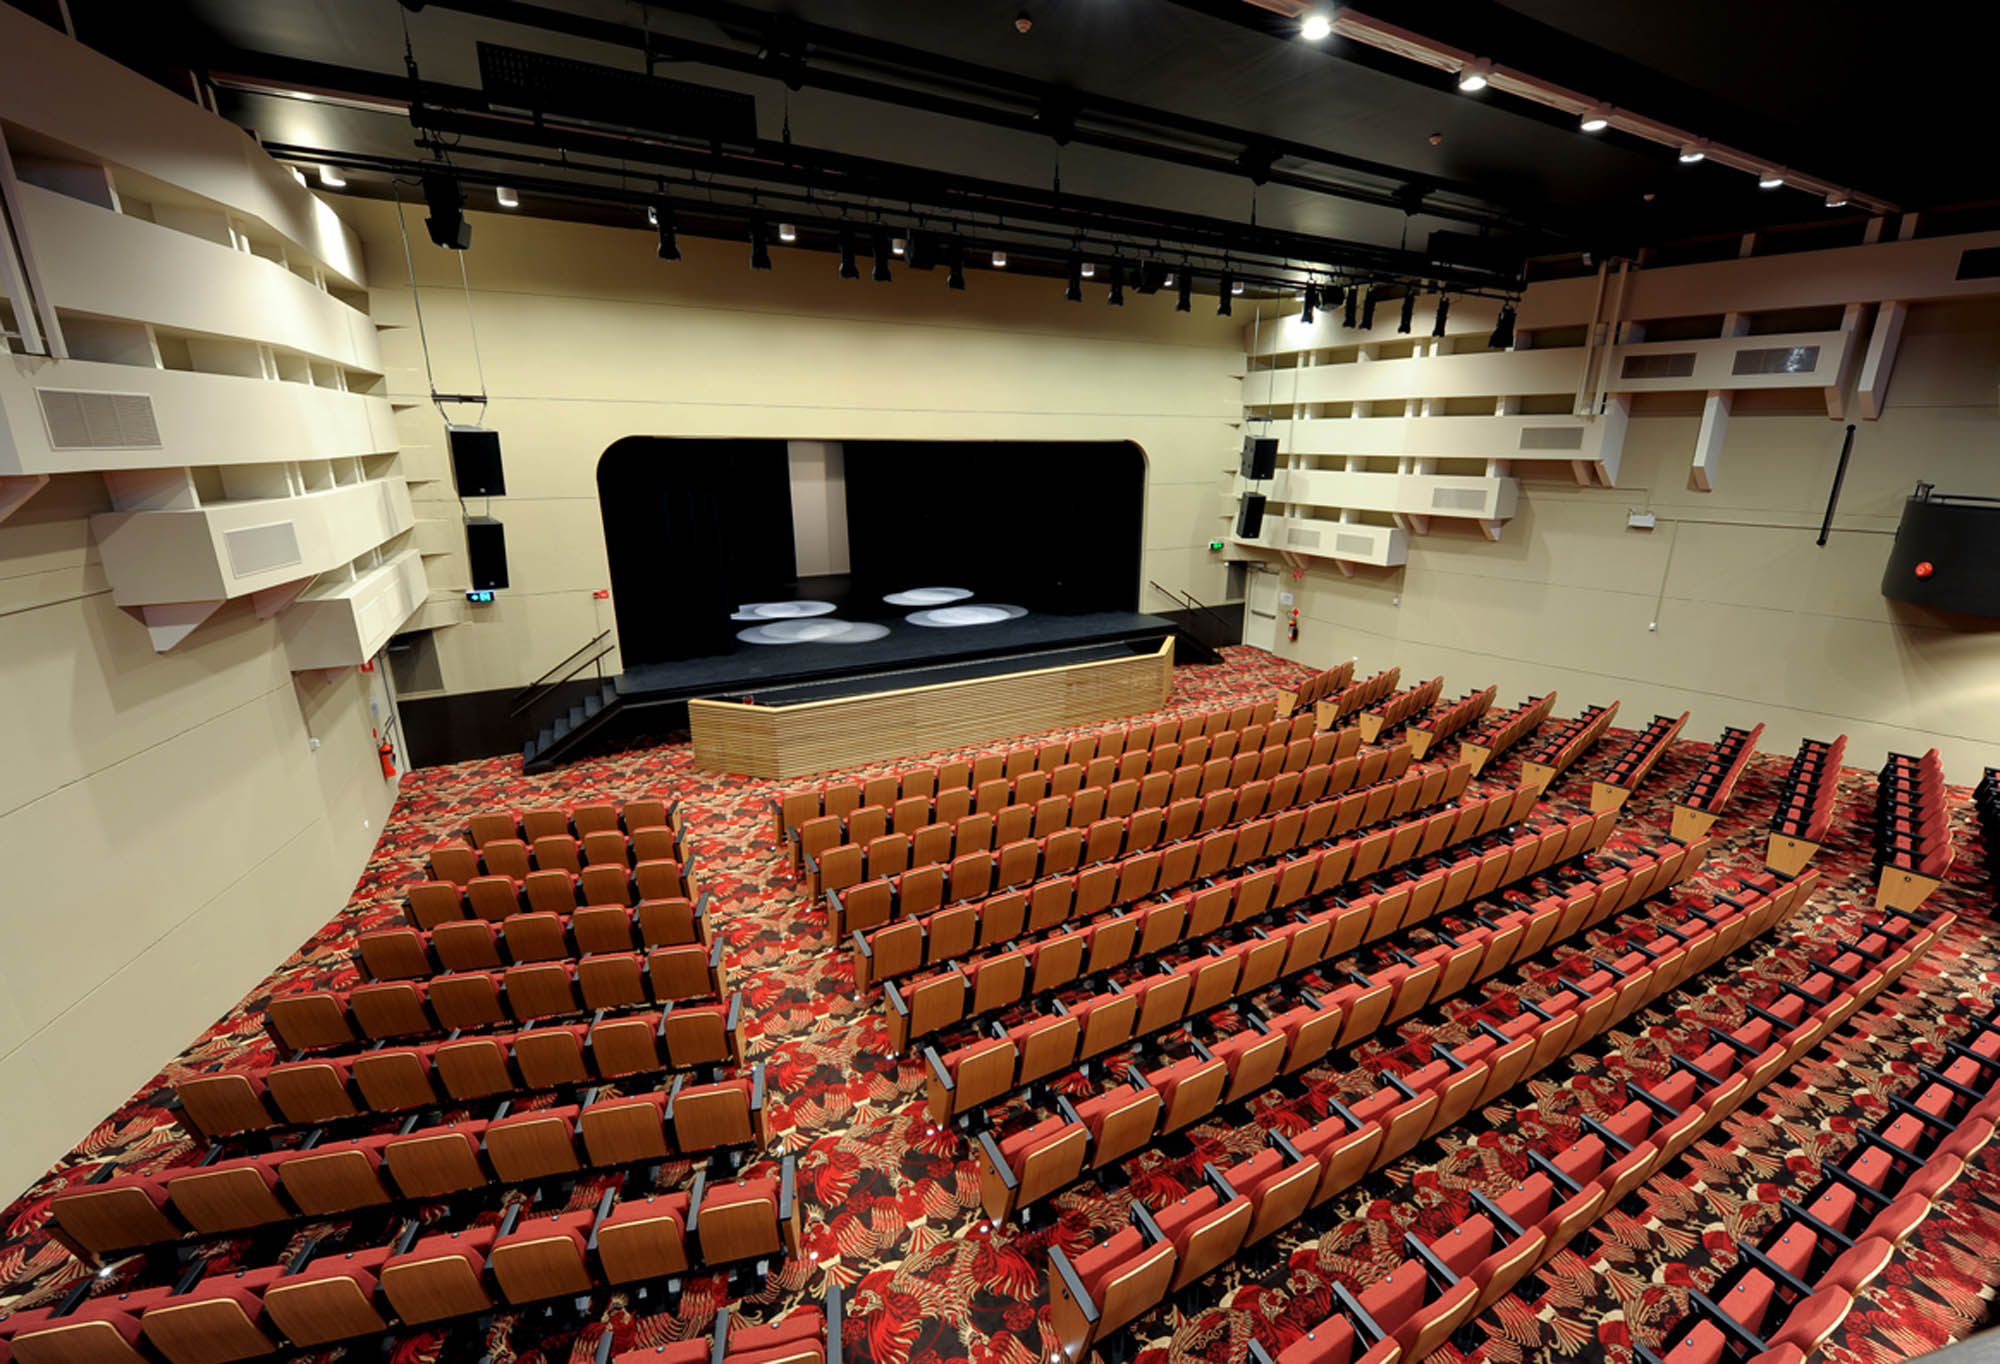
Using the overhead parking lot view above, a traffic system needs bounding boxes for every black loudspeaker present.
[422,172,471,250]
[1881,490,2000,617]
[1237,493,1267,540]
[466,517,509,590]
[448,425,505,496]
[1241,435,1278,481]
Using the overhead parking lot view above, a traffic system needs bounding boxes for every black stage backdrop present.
[598,437,796,665]
[841,440,1145,615]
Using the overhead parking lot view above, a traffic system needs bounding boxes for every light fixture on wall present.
[778,221,798,243]
[1065,253,1083,302]
[749,215,773,270]
[1489,301,1516,349]
[654,201,680,260]
[872,227,893,282]
[1359,285,1377,329]
[1176,272,1192,312]
[1300,283,1317,324]
[494,186,519,209]
[1432,294,1450,336]
[1217,273,1233,316]
[1342,284,1359,329]
[1107,260,1125,306]
[838,229,861,279]
[946,241,966,290]
[1397,288,1416,334]
[1457,58,1492,92]
[319,165,346,189]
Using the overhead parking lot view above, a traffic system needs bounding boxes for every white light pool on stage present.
[906,604,1027,627]
[883,586,974,606]
[729,599,837,621]
[737,619,891,645]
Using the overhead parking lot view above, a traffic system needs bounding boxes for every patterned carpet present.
[0,646,1993,1364]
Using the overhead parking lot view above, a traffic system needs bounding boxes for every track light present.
[1107,260,1125,306]
[1217,273,1233,316]
[1758,172,1785,189]
[946,241,965,291]
[1359,286,1377,330]
[907,231,934,270]
[1341,285,1358,329]
[1432,294,1450,337]
[420,171,470,249]
[319,165,346,189]
[872,228,893,282]
[778,221,798,243]
[892,237,907,258]
[1080,261,1096,279]
[838,229,860,280]
[1300,10,1333,41]
[749,215,772,270]
[1678,143,1706,164]
[1066,254,1083,303]
[1300,284,1317,325]
[1489,302,1516,350]
[1457,58,1491,92]
[992,250,1008,269]
[495,186,518,209]
[1231,279,1245,295]
[1397,289,1416,334]
[1579,107,1610,133]
[1140,261,1168,294]
[1825,189,1850,207]
[655,202,680,261]
[1176,273,1192,313]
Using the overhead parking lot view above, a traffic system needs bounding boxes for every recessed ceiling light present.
[1457,59,1491,92]
[318,165,346,189]
[1300,12,1334,41]
[1579,108,1609,133]
[778,222,798,242]
[991,250,1008,268]
[1825,189,1850,207]
[1757,172,1785,190]
[1678,144,1706,164]
[495,186,519,208]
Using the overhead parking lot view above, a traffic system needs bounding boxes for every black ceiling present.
[45,0,2000,290]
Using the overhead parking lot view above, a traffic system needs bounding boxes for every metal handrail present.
[1148,581,1235,639]
[509,630,613,717]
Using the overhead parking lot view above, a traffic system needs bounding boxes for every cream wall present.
[343,202,1245,694]
[0,475,397,1204]
[1253,296,2000,780]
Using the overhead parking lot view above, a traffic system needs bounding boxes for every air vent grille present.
[1620,353,1698,380]
[1334,533,1377,557]
[37,389,161,449]
[1431,488,1486,512]
[1518,426,1585,450]
[1731,345,1821,375]
[225,522,303,577]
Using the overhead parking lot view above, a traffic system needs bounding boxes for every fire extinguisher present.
[1287,607,1300,643]
[378,742,396,779]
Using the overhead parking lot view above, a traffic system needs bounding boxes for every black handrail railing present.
[1148,581,1235,640]
[509,630,613,717]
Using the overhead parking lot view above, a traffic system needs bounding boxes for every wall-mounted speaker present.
[1240,435,1278,481]
[466,516,509,590]
[1881,489,2000,617]
[448,425,506,496]
[1237,493,1266,540]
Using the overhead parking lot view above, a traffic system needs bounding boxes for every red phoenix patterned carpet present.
[1,646,1994,1364]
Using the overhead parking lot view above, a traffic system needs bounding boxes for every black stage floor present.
[615,610,1174,710]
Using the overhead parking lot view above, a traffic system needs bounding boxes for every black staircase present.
[516,632,623,773]
[1147,582,1239,665]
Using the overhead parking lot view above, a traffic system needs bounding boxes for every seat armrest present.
[1269,1130,1306,1164]
[750,1061,766,1114]
[779,1152,796,1222]
[1332,1281,1390,1345]
[884,982,909,1018]
[826,1282,845,1364]
[1130,1200,1167,1245]
[585,1186,617,1253]
[1469,1189,1525,1239]
[1048,1246,1099,1324]
[686,1169,708,1234]
[925,1047,954,1091]
[663,1074,686,1120]
[1528,1149,1583,1195]
[1202,1162,1240,1203]
[1405,1231,1461,1292]
[977,1130,1017,1189]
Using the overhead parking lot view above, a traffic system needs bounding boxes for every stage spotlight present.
[1432,294,1450,336]
[1326,283,1345,309]
[778,221,799,242]
[749,215,773,270]
[1066,253,1083,302]
[872,227,893,282]
[1300,283,1317,324]
[1176,273,1192,312]
[946,241,966,290]
[992,250,1008,269]
[1342,285,1358,329]
[319,165,346,189]
[1140,261,1168,294]
[908,231,936,270]
[655,202,680,260]
[1217,273,1233,316]
[1359,285,1377,330]
[1397,288,1416,334]
[838,229,860,279]
[421,170,471,249]
[1489,302,1516,349]
[1107,260,1125,306]
[495,185,519,208]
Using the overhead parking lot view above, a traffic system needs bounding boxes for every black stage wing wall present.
[841,439,1145,615]
[597,437,797,665]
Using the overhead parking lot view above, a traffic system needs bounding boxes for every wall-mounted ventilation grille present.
[1335,533,1378,557]
[1620,353,1698,380]
[225,522,303,577]
[1431,488,1487,512]
[1518,426,1585,450]
[1731,345,1821,375]
[1285,526,1322,548]
[37,389,161,449]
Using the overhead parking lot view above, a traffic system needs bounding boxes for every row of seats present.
[610,1288,843,1364]
[1682,723,1765,815]
[1356,675,1444,743]
[791,715,1336,877]
[427,831,690,889]
[1317,667,1404,729]
[1276,660,1358,716]
[1874,747,1953,878]
[359,894,710,984]
[1643,933,1984,1364]
[49,1065,770,1260]
[842,752,1454,973]
[1052,868,1834,1364]
[880,782,1546,1051]
[1405,685,1497,759]
[1517,701,1619,786]
[1245,893,1923,1364]
[964,829,1708,1217]
[18,1157,798,1363]
[175,994,746,1140]
[1771,735,1846,843]
[464,797,679,849]
[802,728,1368,898]
[772,700,1288,845]
[403,860,696,932]
[1459,692,1557,774]
[265,941,728,1054]
[1600,712,1690,794]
